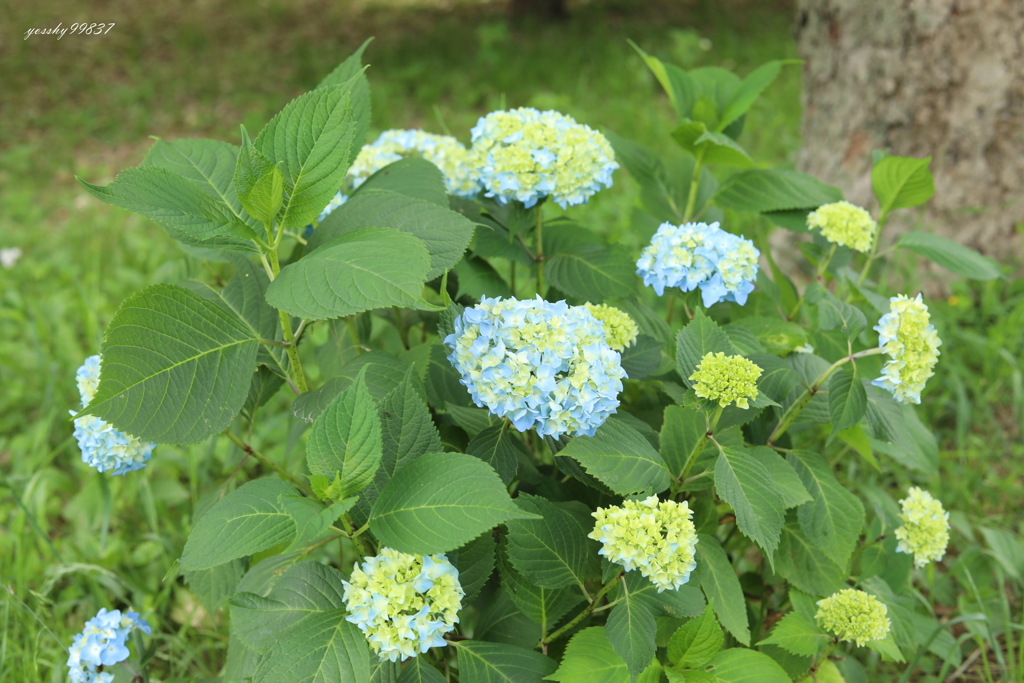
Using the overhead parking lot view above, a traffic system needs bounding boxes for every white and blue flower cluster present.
[347,129,479,198]
[445,297,626,438]
[343,548,464,662]
[71,356,155,476]
[636,221,760,307]
[67,608,150,683]
[467,107,618,209]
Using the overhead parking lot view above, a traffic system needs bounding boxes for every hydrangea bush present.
[66,40,998,682]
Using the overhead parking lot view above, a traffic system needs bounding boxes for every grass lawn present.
[2,0,1022,680]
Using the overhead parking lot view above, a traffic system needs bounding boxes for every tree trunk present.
[510,0,568,21]
[795,0,1024,256]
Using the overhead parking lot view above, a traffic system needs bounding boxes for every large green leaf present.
[254,83,357,228]
[83,284,260,444]
[746,447,811,509]
[78,166,256,245]
[693,535,749,645]
[454,640,557,683]
[142,137,260,235]
[315,38,373,166]
[230,561,347,652]
[715,448,785,564]
[717,60,790,131]
[547,627,630,683]
[773,515,847,597]
[605,573,658,681]
[827,365,867,439]
[294,351,411,422]
[628,41,699,117]
[251,610,370,683]
[497,544,583,626]
[713,170,842,215]
[370,452,536,554]
[676,309,737,388]
[705,649,791,683]
[544,242,638,302]
[234,127,285,226]
[659,404,709,477]
[897,231,1001,280]
[558,420,671,495]
[312,189,474,279]
[667,601,723,669]
[871,155,934,217]
[180,478,297,571]
[266,227,436,320]
[758,611,829,656]
[397,657,447,683]
[475,587,542,648]
[467,425,521,487]
[453,532,497,605]
[352,157,448,206]
[863,384,938,473]
[306,367,382,498]
[672,124,754,168]
[506,494,593,593]
[183,558,245,617]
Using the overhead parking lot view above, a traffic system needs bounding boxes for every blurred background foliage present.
[1,0,1022,680]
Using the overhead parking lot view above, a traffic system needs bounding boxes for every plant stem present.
[788,243,838,320]
[341,514,372,557]
[682,147,707,221]
[857,209,889,286]
[223,430,311,496]
[266,247,308,392]
[767,347,884,445]
[534,205,545,295]
[675,405,724,489]
[539,572,622,649]
[795,641,838,682]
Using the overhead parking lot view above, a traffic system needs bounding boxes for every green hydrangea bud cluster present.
[895,487,950,567]
[589,495,699,592]
[872,294,942,404]
[807,200,877,252]
[689,352,762,409]
[815,589,891,646]
[583,303,639,352]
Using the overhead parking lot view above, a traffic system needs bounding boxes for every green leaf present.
[605,574,658,680]
[619,335,663,380]
[828,365,867,439]
[546,627,629,683]
[295,351,411,422]
[558,419,671,495]
[805,283,867,339]
[370,452,536,554]
[705,649,791,683]
[234,127,284,226]
[266,227,436,321]
[506,494,592,593]
[627,41,698,117]
[693,535,749,645]
[397,657,447,683]
[251,610,370,683]
[354,157,448,206]
[426,342,474,411]
[713,170,842,215]
[142,136,260,239]
[717,60,790,131]
[871,155,934,217]
[746,447,811,509]
[455,640,558,683]
[544,242,637,302]
[715,448,785,563]
[774,516,847,596]
[863,384,938,473]
[475,587,542,648]
[180,478,297,571]
[316,38,372,165]
[456,256,513,300]
[659,404,708,477]
[467,425,521,487]
[676,309,737,389]
[313,189,474,279]
[305,366,381,497]
[498,545,583,626]
[254,83,357,229]
[83,284,260,444]
[686,128,754,167]
[667,601,723,668]
[371,660,401,683]
[183,558,244,616]
[78,166,256,245]
[453,532,497,605]
[282,495,356,548]
[897,231,1001,280]
[230,561,347,652]
[758,611,829,656]
[603,130,675,217]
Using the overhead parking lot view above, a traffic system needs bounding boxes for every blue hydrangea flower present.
[467,108,618,209]
[71,356,155,475]
[347,129,478,198]
[67,608,150,683]
[343,548,464,662]
[636,221,759,306]
[445,296,626,438]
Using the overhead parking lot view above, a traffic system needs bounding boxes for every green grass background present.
[2,0,1023,680]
